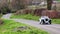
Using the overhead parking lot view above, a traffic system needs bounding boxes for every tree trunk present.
[47,0,52,10]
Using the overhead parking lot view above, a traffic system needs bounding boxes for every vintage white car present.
[39,16,51,24]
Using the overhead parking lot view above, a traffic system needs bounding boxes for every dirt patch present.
[0,19,3,25]
[13,26,31,32]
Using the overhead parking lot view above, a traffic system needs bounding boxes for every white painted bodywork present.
[39,16,51,23]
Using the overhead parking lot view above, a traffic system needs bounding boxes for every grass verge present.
[0,14,2,18]
[52,19,60,24]
[11,14,40,21]
[0,19,48,34]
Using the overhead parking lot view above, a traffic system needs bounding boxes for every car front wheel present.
[40,20,45,24]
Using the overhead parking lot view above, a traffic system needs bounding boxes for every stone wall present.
[41,10,60,18]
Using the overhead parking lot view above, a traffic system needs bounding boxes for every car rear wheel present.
[49,20,51,24]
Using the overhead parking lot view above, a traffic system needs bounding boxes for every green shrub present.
[0,7,11,14]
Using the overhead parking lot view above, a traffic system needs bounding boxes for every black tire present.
[40,20,45,24]
[49,20,51,24]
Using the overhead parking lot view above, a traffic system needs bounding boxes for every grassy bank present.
[52,19,60,24]
[0,19,48,34]
[0,14,2,18]
[11,14,60,24]
[11,14,40,21]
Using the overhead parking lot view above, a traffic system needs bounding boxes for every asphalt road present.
[2,14,60,34]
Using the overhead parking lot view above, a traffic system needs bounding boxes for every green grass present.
[57,0,60,1]
[11,14,60,24]
[0,14,2,18]
[0,19,48,34]
[52,19,60,24]
[11,14,40,21]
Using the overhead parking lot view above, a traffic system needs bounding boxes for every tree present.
[10,0,27,10]
[47,0,52,10]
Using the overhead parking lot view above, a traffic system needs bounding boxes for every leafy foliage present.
[0,7,11,14]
